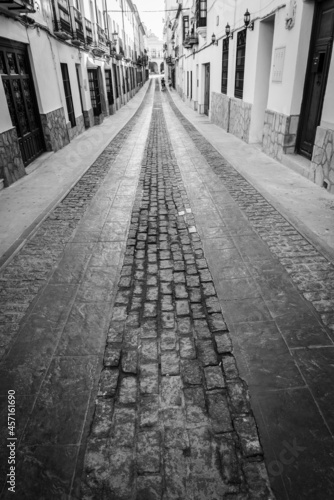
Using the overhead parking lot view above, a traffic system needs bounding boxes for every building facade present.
[146,31,164,74]
[0,0,148,188]
[164,0,334,193]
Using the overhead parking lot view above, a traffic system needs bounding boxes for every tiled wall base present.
[68,114,85,142]
[83,109,94,129]
[262,110,299,161]
[310,127,334,193]
[40,107,70,152]
[211,92,230,132]
[229,98,252,143]
[108,104,116,115]
[94,113,104,126]
[0,127,26,187]
[210,93,251,142]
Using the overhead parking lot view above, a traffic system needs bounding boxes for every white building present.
[146,31,164,74]
[165,0,334,193]
[0,0,147,187]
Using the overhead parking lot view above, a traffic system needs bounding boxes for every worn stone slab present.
[161,376,182,407]
[140,363,159,394]
[204,365,225,390]
[207,392,233,433]
[161,351,180,375]
[137,431,161,473]
[196,340,218,366]
[181,359,202,385]
[119,376,137,404]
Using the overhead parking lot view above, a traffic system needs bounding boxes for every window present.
[60,63,76,127]
[183,15,189,39]
[190,71,193,99]
[113,64,119,98]
[105,69,114,105]
[221,38,229,94]
[196,0,207,28]
[235,30,246,99]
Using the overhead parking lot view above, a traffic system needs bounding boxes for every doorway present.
[87,69,101,116]
[297,0,334,158]
[204,63,210,115]
[0,39,45,166]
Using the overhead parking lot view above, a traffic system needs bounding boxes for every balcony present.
[85,18,93,45]
[188,35,199,45]
[0,0,35,14]
[183,37,192,49]
[71,6,85,46]
[91,23,108,56]
[54,0,72,40]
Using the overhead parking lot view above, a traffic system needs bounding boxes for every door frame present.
[204,63,210,115]
[296,0,334,157]
[0,37,45,166]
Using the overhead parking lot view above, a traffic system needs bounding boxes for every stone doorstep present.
[281,153,311,180]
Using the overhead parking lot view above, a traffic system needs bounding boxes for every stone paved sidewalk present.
[82,81,274,499]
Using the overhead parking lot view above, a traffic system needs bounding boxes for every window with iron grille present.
[235,30,246,99]
[113,64,119,98]
[196,0,207,28]
[183,15,189,40]
[190,71,193,99]
[105,69,114,105]
[60,63,76,127]
[221,38,229,94]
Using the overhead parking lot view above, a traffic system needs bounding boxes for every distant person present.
[168,78,172,90]
[161,77,166,91]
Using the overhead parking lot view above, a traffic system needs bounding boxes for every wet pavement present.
[0,78,333,499]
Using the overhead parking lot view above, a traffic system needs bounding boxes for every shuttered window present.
[234,30,246,99]
[61,63,76,127]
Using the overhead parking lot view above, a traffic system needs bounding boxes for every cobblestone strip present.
[165,93,334,334]
[83,81,274,500]
[0,82,151,360]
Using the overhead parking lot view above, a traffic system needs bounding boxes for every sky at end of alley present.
[134,0,166,39]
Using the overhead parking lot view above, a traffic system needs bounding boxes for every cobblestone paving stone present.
[0,82,151,361]
[83,81,274,499]
[165,94,334,335]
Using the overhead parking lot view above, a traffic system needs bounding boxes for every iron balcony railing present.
[54,0,72,36]
[0,0,35,14]
[71,6,85,43]
[85,18,93,45]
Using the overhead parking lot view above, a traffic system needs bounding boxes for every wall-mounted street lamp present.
[225,23,233,40]
[244,9,254,30]
[211,33,218,46]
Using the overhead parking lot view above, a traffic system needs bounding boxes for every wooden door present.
[204,63,210,115]
[88,69,101,116]
[297,0,334,158]
[0,39,45,166]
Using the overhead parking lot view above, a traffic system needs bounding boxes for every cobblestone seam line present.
[165,93,334,334]
[82,81,275,500]
[0,82,152,360]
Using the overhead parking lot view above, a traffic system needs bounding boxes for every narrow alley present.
[0,78,334,500]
